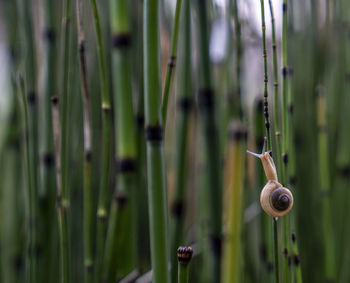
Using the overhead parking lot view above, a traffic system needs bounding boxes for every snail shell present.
[260,180,294,217]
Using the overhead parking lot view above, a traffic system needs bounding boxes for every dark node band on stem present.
[145,124,163,142]
[85,261,93,272]
[178,97,193,112]
[51,96,59,105]
[43,152,55,167]
[171,201,184,217]
[102,104,111,113]
[79,40,85,53]
[177,246,193,263]
[291,232,296,243]
[112,32,131,48]
[228,122,247,141]
[282,66,288,77]
[283,248,288,256]
[27,91,36,105]
[282,3,287,13]
[136,114,145,128]
[43,28,56,42]
[168,56,176,67]
[282,153,288,165]
[116,157,136,173]
[288,104,293,114]
[289,175,296,186]
[267,261,274,273]
[114,192,128,206]
[85,151,92,162]
[210,235,222,258]
[294,254,300,266]
[198,88,215,111]
[337,164,350,178]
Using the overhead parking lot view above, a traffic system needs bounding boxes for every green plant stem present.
[51,97,70,283]
[76,1,94,282]
[232,0,243,118]
[170,0,191,281]
[102,0,138,281]
[317,89,335,281]
[291,232,302,283]
[144,1,170,282]
[194,1,222,281]
[88,0,112,281]
[273,217,280,283]
[222,122,246,283]
[259,0,271,150]
[41,0,59,282]
[161,0,183,125]
[267,0,282,178]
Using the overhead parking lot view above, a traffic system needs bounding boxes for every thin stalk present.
[281,1,291,282]
[222,122,246,283]
[16,0,38,280]
[161,0,183,124]
[232,0,243,118]
[102,0,138,280]
[291,232,302,283]
[177,247,193,283]
[76,0,94,281]
[259,0,271,150]
[88,0,112,280]
[169,0,191,282]
[144,0,170,282]
[51,96,70,283]
[194,0,223,281]
[41,0,59,281]
[317,89,335,281]
[267,0,282,179]
[273,218,280,283]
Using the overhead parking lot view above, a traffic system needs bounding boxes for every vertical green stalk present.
[51,96,70,283]
[316,88,334,281]
[88,0,112,280]
[161,0,183,124]
[57,0,72,281]
[291,232,302,282]
[76,0,94,281]
[194,0,222,281]
[259,0,271,149]
[177,247,193,283]
[267,0,282,179]
[170,0,192,281]
[144,0,170,282]
[222,122,246,283]
[16,0,38,281]
[273,218,280,283]
[231,0,243,118]
[102,0,138,281]
[281,1,291,282]
[40,0,59,281]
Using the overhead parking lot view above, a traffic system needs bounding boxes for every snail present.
[247,138,293,218]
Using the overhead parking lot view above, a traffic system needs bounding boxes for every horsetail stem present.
[170,0,191,281]
[259,0,271,150]
[87,0,113,280]
[222,122,246,283]
[76,0,94,281]
[194,0,223,281]
[161,0,183,125]
[144,0,170,282]
[51,96,70,283]
[102,0,138,280]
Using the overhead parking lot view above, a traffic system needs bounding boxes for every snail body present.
[247,139,293,218]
